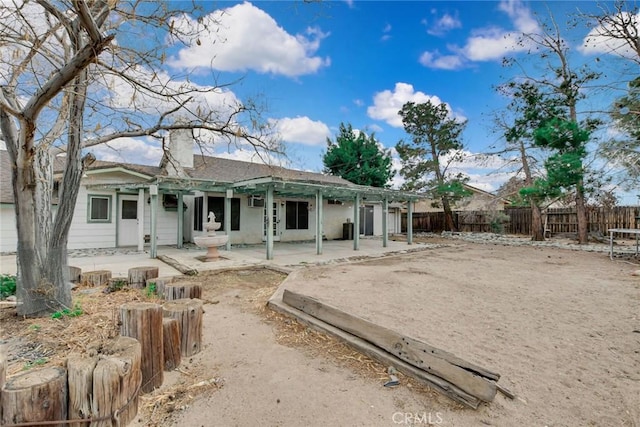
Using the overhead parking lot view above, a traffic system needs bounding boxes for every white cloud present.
[425,12,462,36]
[100,64,242,118]
[89,137,164,166]
[579,12,640,60]
[367,82,458,128]
[381,23,392,41]
[419,0,540,70]
[270,116,331,146]
[214,148,290,168]
[168,2,330,77]
[419,51,464,70]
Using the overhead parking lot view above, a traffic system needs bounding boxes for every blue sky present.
[83,0,636,201]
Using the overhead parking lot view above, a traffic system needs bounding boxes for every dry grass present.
[1,265,449,426]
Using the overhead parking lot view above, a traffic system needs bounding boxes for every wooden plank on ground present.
[270,296,482,409]
[283,289,497,403]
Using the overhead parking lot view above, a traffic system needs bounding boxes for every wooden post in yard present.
[120,302,164,392]
[162,318,182,371]
[163,299,203,357]
[1,366,67,426]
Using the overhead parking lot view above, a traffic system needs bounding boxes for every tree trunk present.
[575,182,589,244]
[12,145,72,317]
[442,197,456,232]
[519,139,545,242]
[1,366,68,426]
[530,202,545,241]
[0,9,114,318]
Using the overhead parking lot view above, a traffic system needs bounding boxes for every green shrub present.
[145,281,157,298]
[0,274,16,299]
[51,302,83,319]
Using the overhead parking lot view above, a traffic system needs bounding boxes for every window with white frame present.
[87,195,111,222]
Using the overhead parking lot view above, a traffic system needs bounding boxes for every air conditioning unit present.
[248,196,265,208]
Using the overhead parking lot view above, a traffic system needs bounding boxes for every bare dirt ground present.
[2,237,639,427]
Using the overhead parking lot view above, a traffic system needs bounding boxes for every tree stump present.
[120,302,163,393]
[164,283,202,301]
[68,266,82,283]
[91,336,142,427]
[1,366,67,427]
[162,318,182,371]
[106,277,128,293]
[163,299,204,357]
[82,270,112,287]
[128,266,159,289]
[66,355,96,427]
[67,336,142,427]
[153,276,176,298]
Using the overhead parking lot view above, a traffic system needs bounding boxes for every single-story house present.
[1,129,418,258]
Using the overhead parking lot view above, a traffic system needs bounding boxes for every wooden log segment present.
[163,299,203,357]
[157,254,198,276]
[82,270,112,287]
[162,318,182,371]
[92,336,142,427]
[164,283,202,301]
[119,302,163,392]
[282,289,498,405]
[68,266,82,283]
[1,366,67,426]
[67,336,142,427]
[152,276,175,298]
[67,355,96,427]
[127,266,159,289]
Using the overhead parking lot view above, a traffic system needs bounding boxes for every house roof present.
[1,150,419,204]
[188,155,351,186]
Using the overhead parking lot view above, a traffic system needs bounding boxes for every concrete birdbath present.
[194,212,228,261]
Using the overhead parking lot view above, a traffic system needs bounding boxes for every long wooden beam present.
[282,289,498,404]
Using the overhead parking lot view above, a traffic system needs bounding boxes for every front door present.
[263,201,281,241]
[118,195,139,246]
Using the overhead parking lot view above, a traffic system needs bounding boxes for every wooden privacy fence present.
[402,206,640,237]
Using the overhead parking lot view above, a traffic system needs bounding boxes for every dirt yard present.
[2,238,639,427]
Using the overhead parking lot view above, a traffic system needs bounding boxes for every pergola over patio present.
[90,174,420,260]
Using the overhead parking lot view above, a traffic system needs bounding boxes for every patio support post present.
[266,185,274,260]
[407,200,413,245]
[382,197,388,248]
[316,190,323,255]
[177,192,184,249]
[224,189,232,251]
[137,188,145,251]
[150,184,158,258]
[353,193,360,251]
